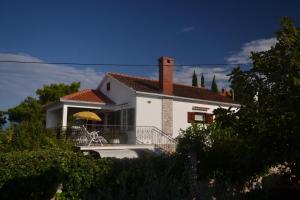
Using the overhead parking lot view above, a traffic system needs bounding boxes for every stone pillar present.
[162,97,173,136]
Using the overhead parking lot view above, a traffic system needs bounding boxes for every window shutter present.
[205,114,214,124]
[187,112,195,123]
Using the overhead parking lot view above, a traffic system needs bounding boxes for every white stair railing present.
[136,126,177,153]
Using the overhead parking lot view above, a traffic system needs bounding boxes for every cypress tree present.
[211,75,219,92]
[201,73,205,87]
[192,70,198,87]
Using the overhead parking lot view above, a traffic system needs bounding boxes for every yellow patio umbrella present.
[73,111,101,121]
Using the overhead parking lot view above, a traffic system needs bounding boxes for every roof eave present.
[135,91,240,107]
[60,98,109,105]
[106,73,136,93]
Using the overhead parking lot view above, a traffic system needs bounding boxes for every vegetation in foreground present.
[178,16,300,199]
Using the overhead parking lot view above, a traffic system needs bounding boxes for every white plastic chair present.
[82,126,107,146]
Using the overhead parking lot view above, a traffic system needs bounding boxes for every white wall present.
[173,100,233,138]
[136,93,238,139]
[98,75,137,142]
[98,76,135,107]
[135,95,162,130]
[46,108,61,128]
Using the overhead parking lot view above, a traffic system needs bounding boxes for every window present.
[194,113,205,122]
[127,108,135,130]
[121,110,128,131]
[120,109,135,131]
[106,82,111,91]
[188,112,214,124]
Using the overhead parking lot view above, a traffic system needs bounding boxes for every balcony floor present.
[78,144,157,159]
[78,144,155,151]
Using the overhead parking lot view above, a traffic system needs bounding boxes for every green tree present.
[8,82,80,123]
[192,70,198,87]
[0,111,7,129]
[211,75,218,92]
[201,73,205,87]
[228,65,243,101]
[36,82,80,105]
[177,17,300,196]
[8,97,43,123]
[215,16,300,189]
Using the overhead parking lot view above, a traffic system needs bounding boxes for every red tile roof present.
[108,73,237,104]
[62,89,114,104]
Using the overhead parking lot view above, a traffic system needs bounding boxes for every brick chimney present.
[159,56,174,95]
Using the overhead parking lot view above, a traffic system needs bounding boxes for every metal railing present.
[136,126,177,153]
[47,124,177,153]
[47,125,132,146]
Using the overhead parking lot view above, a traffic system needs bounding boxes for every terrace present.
[48,124,177,154]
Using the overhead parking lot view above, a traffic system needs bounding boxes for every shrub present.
[0,150,189,200]
[0,150,111,200]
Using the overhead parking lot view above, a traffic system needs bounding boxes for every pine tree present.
[0,111,7,129]
[201,73,205,87]
[192,70,198,87]
[211,75,219,92]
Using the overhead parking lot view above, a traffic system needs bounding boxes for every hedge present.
[0,150,189,200]
[0,150,111,200]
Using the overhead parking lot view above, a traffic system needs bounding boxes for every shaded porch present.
[46,101,136,144]
[46,101,176,153]
[47,124,177,153]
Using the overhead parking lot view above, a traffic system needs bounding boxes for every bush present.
[91,155,189,200]
[0,150,189,200]
[0,150,111,200]
[0,122,74,152]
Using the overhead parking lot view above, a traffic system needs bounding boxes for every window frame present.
[106,82,111,91]
[188,112,214,124]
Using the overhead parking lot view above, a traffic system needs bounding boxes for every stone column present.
[162,97,173,136]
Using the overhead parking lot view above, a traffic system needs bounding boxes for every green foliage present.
[211,75,219,92]
[0,111,7,129]
[177,124,210,158]
[0,121,74,152]
[178,17,300,197]
[228,17,300,170]
[177,122,269,198]
[0,150,189,200]
[36,82,80,105]
[177,122,257,182]
[0,150,111,200]
[8,82,80,124]
[8,97,44,123]
[89,155,188,200]
[228,65,244,102]
[192,70,198,87]
[201,73,205,87]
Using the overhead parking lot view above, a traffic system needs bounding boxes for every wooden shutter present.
[187,112,195,123]
[205,114,214,124]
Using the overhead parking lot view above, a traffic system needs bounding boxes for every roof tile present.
[108,73,237,104]
[62,89,114,104]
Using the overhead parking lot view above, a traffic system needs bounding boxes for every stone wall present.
[162,97,173,135]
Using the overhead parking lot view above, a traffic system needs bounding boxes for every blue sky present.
[0,0,300,110]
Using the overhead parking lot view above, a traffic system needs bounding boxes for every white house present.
[45,57,239,152]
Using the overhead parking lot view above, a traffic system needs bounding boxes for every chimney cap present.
[159,56,175,64]
[159,56,174,60]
